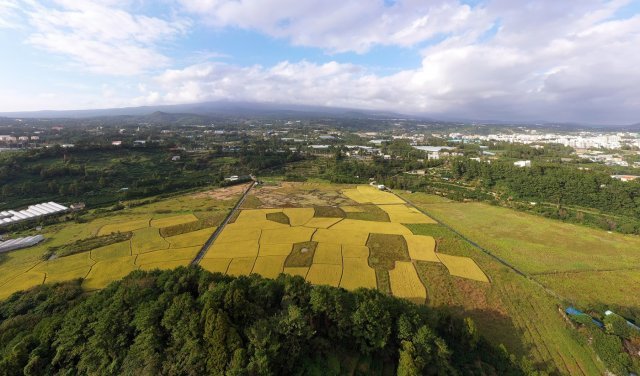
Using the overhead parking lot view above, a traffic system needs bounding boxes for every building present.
[0,202,68,227]
[0,235,45,254]
[514,160,531,167]
[611,175,640,182]
[413,146,457,160]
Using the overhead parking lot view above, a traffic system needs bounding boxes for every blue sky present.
[1,0,639,124]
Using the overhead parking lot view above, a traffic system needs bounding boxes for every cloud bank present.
[2,0,640,124]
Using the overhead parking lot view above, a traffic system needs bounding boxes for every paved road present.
[191,182,256,265]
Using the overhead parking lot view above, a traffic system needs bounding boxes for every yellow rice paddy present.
[252,255,287,279]
[388,261,427,304]
[437,254,489,282]
[340,257,376,290]
[306,264,342,287]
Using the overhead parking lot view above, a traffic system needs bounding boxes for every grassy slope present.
[399,195,605,375]
[413,199,640,311]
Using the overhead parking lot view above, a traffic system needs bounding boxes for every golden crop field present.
[0,187,241,299]
[166,227,216,248]
[83,256,138,290]
[303,217,342,228]
[0,184,488,310]
[2,272,46,298]
[312,228,370,245]
[379,204,436,224]
[312,243,343,264]
[130,227,170,254]
[343,185,405,204]
[388,261,427,304]
[206,240,260,259]
[252,255,287,279]
[198,185,489,304]
[340,257,376,290]
[405,235,438,262]
[260,226,315,244]
[341,244,370,258]
[259,243,293,256]
[283,208,315,226]
[149,214,198,228]
[437,254,489,282]
[283,266,309,278]
[139,260,191,272]
[136,246,200,265]
[225,257,257,276]
[98,218,149,235]
[91,241,131,261]
[330,219,413,236]
[199,258,232,274]
[306,263,343,286]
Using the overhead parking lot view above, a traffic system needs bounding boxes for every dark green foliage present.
[345,204,390,222]
[0,268,526,375]
[159,215,224,237]
[313,206,345,218]
[265,212,290,225]
[367,233,410,271]
[450,158,640,219]
[284,241,317,267]
[42,231,133,260]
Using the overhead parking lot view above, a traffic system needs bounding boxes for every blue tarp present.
[565,307,604,328]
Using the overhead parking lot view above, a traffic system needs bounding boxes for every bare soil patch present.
[244,182,357,208]
[192,184,250,201]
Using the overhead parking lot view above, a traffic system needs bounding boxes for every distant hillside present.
[0,267,526,375]
[0,101,407,121]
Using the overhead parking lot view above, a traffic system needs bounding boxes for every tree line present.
[0,267,529,376]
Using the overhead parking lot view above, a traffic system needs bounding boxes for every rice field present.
[306,263,343,286]
[166,227,216,248]
[252,255,287,279]
[83,256,138,290]
[343,185,405,205]
[388,261,427,304]
[340,257,377,290]
[0,186,240,298]
[0,185,487,314]
[202,185,488,304]
[437,254,489,282]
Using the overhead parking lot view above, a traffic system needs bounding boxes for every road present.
[190,181,256,265]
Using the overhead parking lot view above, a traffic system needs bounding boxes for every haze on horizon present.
[0,0,639,125]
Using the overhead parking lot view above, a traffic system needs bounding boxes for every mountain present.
[0,101,407,120]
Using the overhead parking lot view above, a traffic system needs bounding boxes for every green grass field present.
[407,199,640,313]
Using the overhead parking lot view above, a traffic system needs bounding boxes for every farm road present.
[191,181,256,265]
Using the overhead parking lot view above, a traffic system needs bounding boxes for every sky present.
[0,0,639,124]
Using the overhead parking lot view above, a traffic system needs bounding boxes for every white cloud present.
[2,0,640,123]
[152,0,640,123]
[21,0,189,75]
[178,0,494,53]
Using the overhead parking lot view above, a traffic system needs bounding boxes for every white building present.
[514,160,531,167]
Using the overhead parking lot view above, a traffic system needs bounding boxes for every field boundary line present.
[190,182,256,265]
[396,192,568,302]
[531,266,640,275]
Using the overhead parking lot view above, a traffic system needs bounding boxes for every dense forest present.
[0,267,528,376]
[448,158,640,228]
[0,145,303,210]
